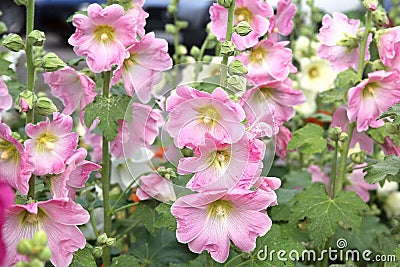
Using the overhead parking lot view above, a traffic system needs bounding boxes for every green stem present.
[193,36,211,81]
[101,71,112,267]
[89,209,99,239]
[357,10,372,79]
[330,140,338,198]
[206,252,214,267]
[335,123,355,196]
[220,0,236,87]
[112,202,139,214]
[224,253,244,267]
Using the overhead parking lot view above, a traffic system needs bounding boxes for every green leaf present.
[334,69,360,90]
[71,245,96,267]
[83,95,132,141]
[134,201,158,236]
[289,183,369,249]
[287,123,327,154]
[111,254,142,267]
[282,170,312,189]
[319,88,346,103]
[367,123,400,146]
[154,203,177,231]
[269,188,299,221]
[363,155,400,184]
[377,102,400,125]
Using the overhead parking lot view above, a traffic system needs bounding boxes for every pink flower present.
[0,122,34,195]
[0,79,12,116]
[166,86,246,148]
[127,0,148,37]
[0,182,14,266]
[210,0,273,50]
[2,198,89,267]
[317,12,370,72]
[68,4,137,73]
[308,165,330,191]
[236,40,296,83]
[25,113,79,175]
[50,148,101,200]
[136,172,176,202]
[82,120,102,163]
[381,137,400,156]
[331,105,374,153]
[178,133,265,192]
[378,26,400,72]
[275,125,292,160]
[345,164,377,202]
[112,32,172,103]
[269,0,296,38]
[44,66,96,116]
[171,188,276,263]
[255,176,281,206]
[348,70,400,132]
[111,102,163,159]
[240,80,305,126]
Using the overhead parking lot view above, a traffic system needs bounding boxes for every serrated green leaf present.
[377,102,400,125]
[71,245,96,267]
[287,123,327,154]
[155,203,177,231]
[269,188,300,221]
[289,183,369,249]
[363,155,400,184]
[319,88,346,103]
[367,123,400,146]
[334,69,360,90]
[134,201,158,236]
[110,254,142,267]
[83,95,131,141]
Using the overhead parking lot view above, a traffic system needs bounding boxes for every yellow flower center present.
[208,199,233,218]
[36,132,58,152]
[362,82,379,98]
[208,150,231,169]
[123,53,137,70]
[196,104,221,128]
[250,47,267,64]
[0,138,19,162]
[235,7,253,23]
[94,25,116,44]
[19,208,47,226]
[308,66,320,79]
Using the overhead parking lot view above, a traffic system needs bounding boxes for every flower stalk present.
[220,0,236,87]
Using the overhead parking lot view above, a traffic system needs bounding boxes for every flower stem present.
[206,252,214,267]
[330,140,338,198]
[101,70,112,267]
[89,209,99,239]
[220,0,236,87]
[112,202,139,214]
[357,10,372,79]
[193,36,212,81]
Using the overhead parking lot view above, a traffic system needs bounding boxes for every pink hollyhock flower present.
[112,32,172,103]
[317,12,370,72]
[111,102,163,159]
[0,123,34,195]
[50,148,101,200]
[381,137,400,156]
[171,188,276,263]
[127,0,149,37]
[269,0,296,41]
[275,125,292,160]
[210,0,273,50]
[178,133,265,192]
[245,106,279,139]
[166,86,246,148]
[377,26,400,72]
[136,172,176,202]
[25,112,79,175]
[240,80,305,126]
[253,176,281,206]
[82,120,102,163]
[308,165,330,191]
[2,198,89,267]
[348,70,400,132]
[236,40,296,83]
[0,78,12,116]
[331,105,374,153]
[43,66,96,116]
[0,182,14,266]
[68,4,137,73]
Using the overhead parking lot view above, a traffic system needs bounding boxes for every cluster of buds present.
[92,233,117,258]
[17,91,58,115]
[156,166,177,180]
[14,230,52,267]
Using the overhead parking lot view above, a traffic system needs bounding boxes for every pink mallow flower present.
[2,198,89,267]
[0,78,12,116]
[68,4,137,73]
[210,0,273,50]
[178,133,265,192]
[0,182,14,266]
[317,12,370,72]
[136,172,176,202]
[25,113,79,175]
[166,86,246,148]
[50,148,101,200]
[0,122,34,195]
[382,137,400,156]
[112,32,172,103]
[127,0,149,38]
[43,66,96,116]
[275,125,292,160]
[236,40,296,83]
[269,0,296,41]
[348,70,400,132]
[377,26,400,72]
[171,188,276,263]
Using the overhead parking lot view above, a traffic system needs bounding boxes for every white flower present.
[383,192,400,218]
[299,57,337,93]
[377,181,399,198]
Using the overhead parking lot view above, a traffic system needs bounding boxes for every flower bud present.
[17,239,33,255]
[176,45,187,55]
[165,24,176,34]
[227,75,246,92]
[29,259,44,267]
[17,91,37,112]
[27,30,46,46]
[32,230,48,247]
[34,97,58,116]
[234,21,252,37]
[218,0,233,8]
[106,237,116,247]
[37,247,52,261]
[14,262,28,267]
[372,7,389,26]
[328,127,342,141]
[20,98,29,112]
[190,46,200,58]
[97,233,108,245]
[350,150,366,164]
[181,147,194,157]
[339,132,348,142]
[363,0,378,10]
[220,41,235,56]
[371,59,386,71]
[176,20,188,30]
[202,55,213,62]
[0,22,7,35]
[92,246,103,258]
[167,3,177,14]
[2,33,25,52]
[337,33,359,53]
[228,60,248,76]
[42,52,66,72]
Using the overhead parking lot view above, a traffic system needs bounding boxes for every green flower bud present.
[106,237,117,247]
[28,259,44,267]
[328,127,342,141]
[13,0,27,5]
[165,24,176,34]
[228,60,248,76]
[17,239,34,255]
[176,20,188,30]
[85,191,96,202]
[164,173,171,179]
[17,90,37,111]
[190,46,200,58]
[385,122,398,134]
[218,0,233,8]
[167,4,177,14]
[32,230,48,247]
[176,45,187,55]
[363,0,378,10]
[350,150,366,164]
[181,147,194,157]
[2,33,25,52]
[371,59,386,71]
[27,30,46,46]
[97,233,108,245]
[202,55,213,62]
[92,246,103,258]
[42,52,66,72]
[14,262,28,267]
[337,33,359,53]
[339,132,348,142]
[0,22,7,35]
[372,7,389,26]
[37,246,52,261]
[234,21,252,37]
[227,75,246,93]
[220,41,235,56]
[34,97,58,116]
